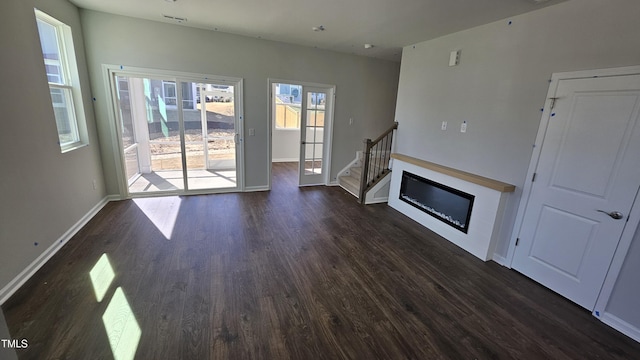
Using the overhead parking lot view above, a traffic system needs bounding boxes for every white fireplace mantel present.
[388,154,515,261]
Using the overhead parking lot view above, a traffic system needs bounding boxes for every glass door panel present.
[116,76,140,185]
[186,83,237,190]
[142,77,184,192]
[299,88,327,185]
[115,76,185,194]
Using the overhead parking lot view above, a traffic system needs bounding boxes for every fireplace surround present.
[388,154,515,261]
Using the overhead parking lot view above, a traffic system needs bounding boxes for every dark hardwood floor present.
[3,162,640,359]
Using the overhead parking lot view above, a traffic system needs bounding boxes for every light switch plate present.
[441,121,448,131]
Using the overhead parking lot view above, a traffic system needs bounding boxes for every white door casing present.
[512,74,640,310]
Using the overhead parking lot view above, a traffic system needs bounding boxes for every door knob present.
[596,210,624,220]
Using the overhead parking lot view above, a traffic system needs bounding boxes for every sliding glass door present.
[184,84,237,190]
[111,70,242,196]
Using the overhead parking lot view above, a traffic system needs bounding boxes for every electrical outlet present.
[249,128,255,136]
[441,121,448,131]
[92,179,97,190]
[460,121,467,133]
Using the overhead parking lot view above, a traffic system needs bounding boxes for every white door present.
[513,74,640,310]
[299,86,332,186]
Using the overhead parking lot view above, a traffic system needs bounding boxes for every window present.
[274,83,302,129]
[35,9,88,151]
[162,81,177,106]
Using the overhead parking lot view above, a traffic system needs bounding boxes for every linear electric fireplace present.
[399,171,475,233]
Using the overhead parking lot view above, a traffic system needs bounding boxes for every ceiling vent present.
[162,14,187,23]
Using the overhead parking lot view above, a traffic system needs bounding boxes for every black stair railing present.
[359,122,398,203]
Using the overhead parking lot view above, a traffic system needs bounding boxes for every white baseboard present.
[244,185,270,192]
[272,158,298,163]
[365,198,388,204]
[0,196,112,305]
[599,312,640,343]
[491,254,509,267]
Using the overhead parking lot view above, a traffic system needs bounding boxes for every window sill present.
[61,141,89,153]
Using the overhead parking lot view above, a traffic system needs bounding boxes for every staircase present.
[338,122,397,204]
[338,157,364,197]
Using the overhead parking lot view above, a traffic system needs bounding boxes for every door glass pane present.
[147,78,184,191]
[117,77,134,149]
[303,91,326,176]
[305,127,317,143]
[306,110,317,126]
[187,83,237,190]
[116,76,140,184]
[124,147,140,183]
[119,76,184,193]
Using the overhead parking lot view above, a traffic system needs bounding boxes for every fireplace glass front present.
[399,171,474,233]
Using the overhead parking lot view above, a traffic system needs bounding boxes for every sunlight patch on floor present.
[133,197,182,240]
[102,287,141,360]
[89,253,115,302]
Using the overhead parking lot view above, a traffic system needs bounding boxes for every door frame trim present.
[102,64,244,198]
[267,78,336,189]
[506,65,640,315]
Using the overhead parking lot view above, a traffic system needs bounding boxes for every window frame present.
[35,9,89,152]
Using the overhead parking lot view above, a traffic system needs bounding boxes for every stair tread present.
[340,174,360,189]
[338,176,359,197]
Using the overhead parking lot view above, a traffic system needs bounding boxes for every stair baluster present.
[358,122,398,203]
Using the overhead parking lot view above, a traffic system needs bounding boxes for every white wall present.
[272,129,299,162]
[393,0,640,338]
[0,0,105,293]
[394,0,640,258]
[0,310,17,360]
[80,10,400,193]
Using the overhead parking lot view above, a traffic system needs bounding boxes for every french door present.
[110,69,243,196]
[299,86,333,186]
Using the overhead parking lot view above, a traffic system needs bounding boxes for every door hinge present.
[531,172,537,182]
[515,238,520,246]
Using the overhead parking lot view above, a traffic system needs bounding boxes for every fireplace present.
[399,171,475,233]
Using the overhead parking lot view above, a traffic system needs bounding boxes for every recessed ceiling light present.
[312,25,325,32]
[165,0,177,3]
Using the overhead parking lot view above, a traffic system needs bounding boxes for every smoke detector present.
[312,25,325,32]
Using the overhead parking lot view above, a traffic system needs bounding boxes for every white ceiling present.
[69,0,566,62]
